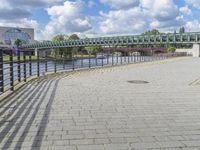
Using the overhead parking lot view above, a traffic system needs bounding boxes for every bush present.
[167,46,176,53]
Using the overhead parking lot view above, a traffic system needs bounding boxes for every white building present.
[0,26,34,46]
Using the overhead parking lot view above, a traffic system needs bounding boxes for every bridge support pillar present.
[176,44,200,57]
[35,48,38,56]
[192,44,200,57]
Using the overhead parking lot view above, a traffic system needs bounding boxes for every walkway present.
[1,57,200,150]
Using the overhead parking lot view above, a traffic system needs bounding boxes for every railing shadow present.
[0,74,64,149]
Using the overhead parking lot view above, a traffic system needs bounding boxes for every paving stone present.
[77,144,105,150]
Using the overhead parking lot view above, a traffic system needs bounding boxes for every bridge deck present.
[1,57,200,150]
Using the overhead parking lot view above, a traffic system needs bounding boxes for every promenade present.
[1,57,200,150]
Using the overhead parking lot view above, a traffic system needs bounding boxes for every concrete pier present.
[176,44,200,57]
[1,57,200,149]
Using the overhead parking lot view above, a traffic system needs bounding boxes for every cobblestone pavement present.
[1,57,200,150]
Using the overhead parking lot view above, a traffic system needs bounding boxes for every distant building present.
[0,26,34,46]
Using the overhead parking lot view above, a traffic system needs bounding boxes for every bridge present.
[23,32,200,50]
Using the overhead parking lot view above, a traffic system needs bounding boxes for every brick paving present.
[1,57,200,150]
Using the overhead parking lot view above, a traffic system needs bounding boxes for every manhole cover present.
[127,80,149,84]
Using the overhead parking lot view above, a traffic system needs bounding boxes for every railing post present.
[101,52,104,67]
[81,50,83,68]
[10,50,14,91]
[37,51,40,77]
[0,49,4,93]
[134,53,136,63]
[107,52,109,65]
[124,52,126,63]
[128,52,130,64]
[29,51,32,76]
[72,52,75,70]
[54,53,57,73]
[121,52,122,64]
[117,52,119,64]
[131,52,133,62]
[45,51,48,72]
[62,53,65,70]
[136,52,138,62]
[89,53,91,68]
[95,53,97,66]
[112,52,114,66]
[17,50,21,82]
[141,52,143,61]
[23,51,27,82]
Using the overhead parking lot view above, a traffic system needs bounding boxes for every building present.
[0,26,34,46]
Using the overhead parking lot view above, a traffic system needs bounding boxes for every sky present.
[0,0,200,40]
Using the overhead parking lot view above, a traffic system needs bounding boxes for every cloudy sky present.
[0,0,200,40]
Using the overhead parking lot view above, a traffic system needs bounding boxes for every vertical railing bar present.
[101,51,104,67]
[117,52,119,64]
[128,51,130,64]
[131,52,133,62]
[96,53,98,67]
[72,52,75,70]
[54,53,57,73]
[112,51,114,66]
[23,51,26,82]
[10,50,14,91]
[89,52,91,68]
[121,51,122,64]
[17,50,21,82]
[0,49,4,93]
[134,52,136,63]
[45,51,48,72]
[37,51,40,77]
[81,50,83,68]
[107,52,109,65]
[62,51,65,70]
[29,51,32,76]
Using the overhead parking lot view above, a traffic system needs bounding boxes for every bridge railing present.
[0,49,188,95]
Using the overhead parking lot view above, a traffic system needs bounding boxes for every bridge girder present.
[23,32,200,50]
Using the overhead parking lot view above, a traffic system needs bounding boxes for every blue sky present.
[0,0,200,40]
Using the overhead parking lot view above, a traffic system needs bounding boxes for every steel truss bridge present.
[23,32,200,50]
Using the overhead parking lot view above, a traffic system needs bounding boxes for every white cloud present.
[100,0,140,9]
[88,1,96,8]
[98,0,183,36]
[99,7,147,35]
[0,18,38,29]
[7,0,65,8]
[185,20,200,32]
[180,5,192,15]
[43,0,92,39]
[142,0,179,21]
[185,0,200,9]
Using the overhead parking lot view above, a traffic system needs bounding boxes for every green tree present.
[52,35,66,57]
[142,29,162,36]
[84,46,102,55]
[167,46,176,53]
[15,39,22,47]
[68,34,80,40]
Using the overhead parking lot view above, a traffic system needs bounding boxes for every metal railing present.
[0,49,188,95]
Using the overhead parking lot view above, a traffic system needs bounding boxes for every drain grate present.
[127,80,149,84]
